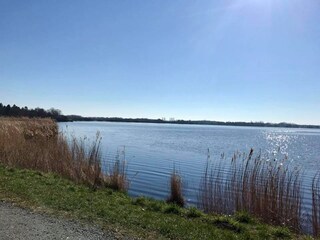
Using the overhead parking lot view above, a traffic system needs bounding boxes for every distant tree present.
[47,108,62,117]
[0,103,67,121]
[11,104,21,116]
[0,103,3,115]
[34,107,47,118]
[21,106,28,116]
[4,105,11,115]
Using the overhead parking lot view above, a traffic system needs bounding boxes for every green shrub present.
[235,211,253,224]
[271,227,291,239]
[186,207,203,218]
[148,201,163,212]
[132,196,147,207]
[164,204,182,215]
[212,216,243,233]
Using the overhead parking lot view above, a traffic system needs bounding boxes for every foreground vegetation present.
[0,117,319,238]
[199,149,302,231]
[198,150,320,238]
[0,117,127,191]
[0,165,306,239]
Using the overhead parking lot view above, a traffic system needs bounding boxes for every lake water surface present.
[58,122,320,206]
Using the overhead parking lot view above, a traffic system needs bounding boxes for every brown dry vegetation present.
[105,148,128,192]
[167,170,184,207]
[312,172,320,237]
[0,117,128,191]
[0,117,58,139]
[2,117,320,237]
[199,149,303,233]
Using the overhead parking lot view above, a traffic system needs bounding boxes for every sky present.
[1,0,320,124]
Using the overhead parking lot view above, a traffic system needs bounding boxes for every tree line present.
[71,117,320,129]
[0,103,68,122]
[1,103,319,129]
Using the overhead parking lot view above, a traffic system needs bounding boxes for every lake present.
[58,121,320,206]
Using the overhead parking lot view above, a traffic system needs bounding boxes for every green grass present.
[0,165,309,239]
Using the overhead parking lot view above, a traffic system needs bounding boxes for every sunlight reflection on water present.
[59,122,320,208]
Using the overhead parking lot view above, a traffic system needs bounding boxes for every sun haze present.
[1,0,319,124]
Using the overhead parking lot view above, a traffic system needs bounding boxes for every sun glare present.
[237,0,275,11]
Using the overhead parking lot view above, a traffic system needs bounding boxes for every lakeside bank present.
[0,117,319,239]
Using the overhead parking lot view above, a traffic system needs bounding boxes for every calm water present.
[58,122,320,205]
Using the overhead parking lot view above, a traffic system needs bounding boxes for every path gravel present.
[0,201,129,240]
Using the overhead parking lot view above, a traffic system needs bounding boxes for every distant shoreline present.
[1,103,319,129]
[61,116,320,129]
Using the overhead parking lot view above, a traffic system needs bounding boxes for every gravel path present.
[0,201,128,240]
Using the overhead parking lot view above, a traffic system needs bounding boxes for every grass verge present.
[0,165,310,240]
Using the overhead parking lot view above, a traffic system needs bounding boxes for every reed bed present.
[198,149,303,232]
[104,147,128,192]
[167,169,184,207]
[0,117,58,139]
[3,117,320,236]
[0,117,128,191]
[312,172,320,237]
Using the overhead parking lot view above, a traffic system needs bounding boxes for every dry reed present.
[104,147,129,192]
[199,149,302,232]
[167,169,184,207]
[0,117,127,192]
[312,172,320,237]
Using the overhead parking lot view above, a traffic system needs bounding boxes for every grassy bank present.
[0,117,127,191]
[0,117,317,239]
[0,165,306,240]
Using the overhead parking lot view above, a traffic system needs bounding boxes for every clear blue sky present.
[1,0,319,124]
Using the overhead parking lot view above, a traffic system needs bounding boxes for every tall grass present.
[167,169,184,207]
[0,117,128,192]
[312,172,320,237]
[199,149,302,232]
[105,147,129,192]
